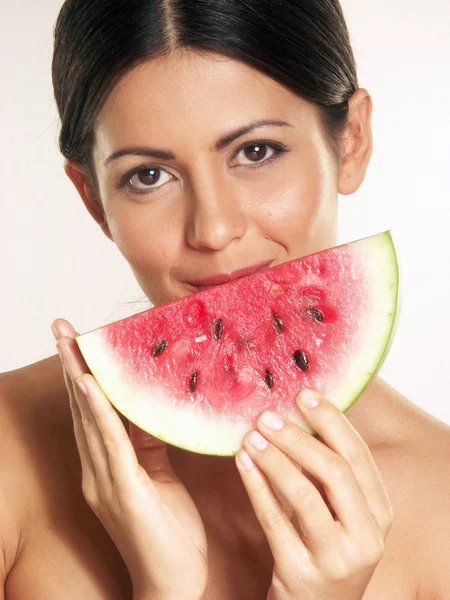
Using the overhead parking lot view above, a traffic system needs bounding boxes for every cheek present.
[257,158,338,251]
[106,204,180,275]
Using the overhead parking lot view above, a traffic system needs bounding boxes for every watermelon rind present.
[76,231,399,456]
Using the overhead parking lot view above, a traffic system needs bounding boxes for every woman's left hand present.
[235,388,394,600]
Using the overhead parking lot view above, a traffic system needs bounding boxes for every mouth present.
[186,259,274,292]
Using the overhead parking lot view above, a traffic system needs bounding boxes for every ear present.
[337,88,373,196]
[64,159,113,241]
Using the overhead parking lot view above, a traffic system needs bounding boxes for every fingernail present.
[260,411,284,431]
[51,323,59,341]
[300,389,320,408]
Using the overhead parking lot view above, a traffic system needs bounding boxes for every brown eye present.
[127,166,172,191]
[137,168,160,185]
[243,144,269,162]
[234,141,284,167]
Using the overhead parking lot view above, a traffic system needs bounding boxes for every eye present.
[233,141,287,168]
[125,166,173,191]
[118,140,289,194]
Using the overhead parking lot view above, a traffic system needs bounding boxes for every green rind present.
[328,230,400,422]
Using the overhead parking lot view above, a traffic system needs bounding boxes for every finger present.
[53,317,80,341]
[54,318,129,432]
[255,403,380,544]
[235,449,312,572]
[243,430,338,556]
[60,355,96,484]
[58,331,160,502]
[58,323,176,481]
[296,390,393,535]
[58,338,113,489]
[77,374,158,494]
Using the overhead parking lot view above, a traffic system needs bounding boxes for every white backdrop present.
[1,1,450,424]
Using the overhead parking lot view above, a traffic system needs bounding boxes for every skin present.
[59,48,412,597]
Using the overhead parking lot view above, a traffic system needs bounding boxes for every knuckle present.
[81,481,99,509]
[346,441,370,465]
[104,432,127,452]
[364,542,384,566]
[359,537,385,567]
[328,459,349,483]
[263,506,285,529]
[289,428,306,448]
[297,488,320,514]
[89,406,103,422]
[328,559,351,583]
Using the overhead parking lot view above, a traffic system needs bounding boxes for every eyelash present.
[117,140,289,194]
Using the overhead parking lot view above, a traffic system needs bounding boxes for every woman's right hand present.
[52,318,208,600]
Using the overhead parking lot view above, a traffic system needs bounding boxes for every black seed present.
[307,308,324,322]
[272,312,284,332]
[265,369,274,389]
[293,350,310,371]
[190,371,198,393]
[214,318,224,340]
[152,339,167,356]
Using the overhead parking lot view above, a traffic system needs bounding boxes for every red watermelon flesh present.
[76,231,399,456]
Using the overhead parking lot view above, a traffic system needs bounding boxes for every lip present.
[187,259,274,291]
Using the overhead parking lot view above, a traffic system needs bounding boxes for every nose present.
[185,174,247,251]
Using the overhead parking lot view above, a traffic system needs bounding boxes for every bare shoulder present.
[382,395,450,599]
[411,416,450,599]
[0,355,75,576]
[358,379,450,599]
[0,354,75,470]
[0,356,133,598]
[0,371,30,585]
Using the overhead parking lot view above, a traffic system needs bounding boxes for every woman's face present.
[66,49,372,307]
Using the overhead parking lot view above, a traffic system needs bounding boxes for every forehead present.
[93,49,316,158]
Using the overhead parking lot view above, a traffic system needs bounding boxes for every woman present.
[2,0,449,598]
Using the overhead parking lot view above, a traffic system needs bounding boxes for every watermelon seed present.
[293,350,310,371]
[190,371,198,392]
[152,339,167,356]
[214,319,224,340]
[307,308,324,322]
[265,369,274,389]
[272,312,284,332]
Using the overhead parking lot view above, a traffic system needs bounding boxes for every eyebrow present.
[103,119,293,166]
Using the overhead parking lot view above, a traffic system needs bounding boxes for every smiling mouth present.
[186,260,274,291]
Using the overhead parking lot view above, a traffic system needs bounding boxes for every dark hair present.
[52,0,359,189]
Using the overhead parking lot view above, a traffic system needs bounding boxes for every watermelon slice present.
[76,231,400,456]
